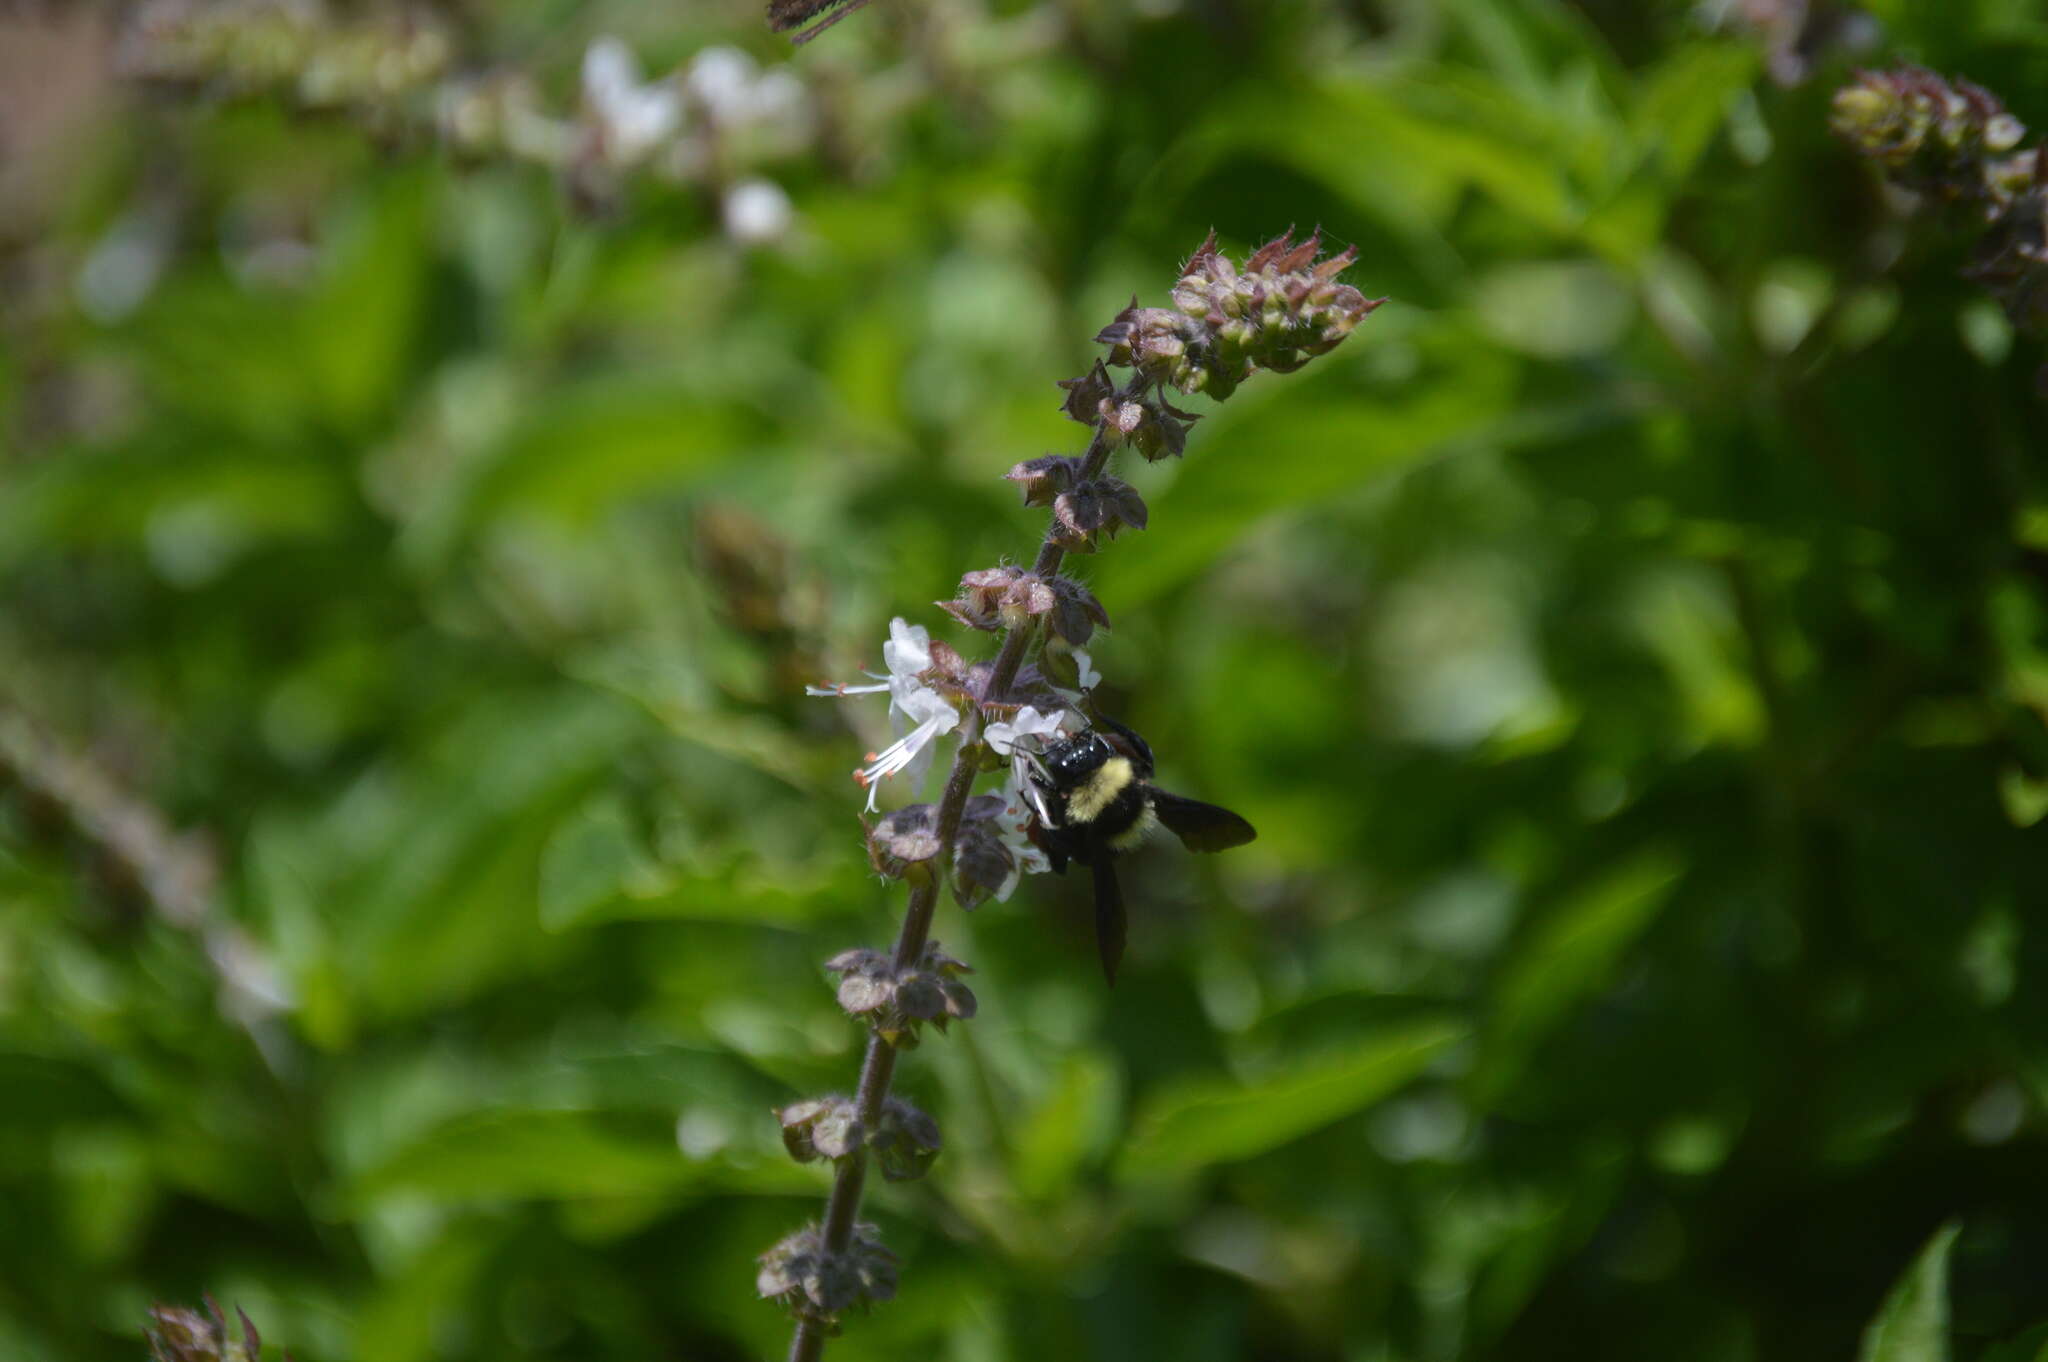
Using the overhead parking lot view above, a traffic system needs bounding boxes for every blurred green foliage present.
[6,1,2048,1360]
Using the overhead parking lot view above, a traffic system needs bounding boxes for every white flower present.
[983,704,1073,757]
[685,46,809,132]
[582,36,682,165]
[991,772,1052,896]
[1069,648,1102,694]
[804,617,930,702]
[851,683,959,812]
[808,618,961,812]
[683,46,758,123]
[723,178,793,246]
[984,704,1078,852]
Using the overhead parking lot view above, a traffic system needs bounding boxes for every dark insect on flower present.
[1020,716,1255,983]
[766,0,875,45]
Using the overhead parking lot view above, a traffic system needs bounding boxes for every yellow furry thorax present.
[1064,756,1133,823]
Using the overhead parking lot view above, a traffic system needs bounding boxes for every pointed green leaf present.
[1860,1221,1961,1362]
[1116,1020,1466,1182]
[1480,852,1682,1098]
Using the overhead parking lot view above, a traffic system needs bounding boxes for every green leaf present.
[304,169,436,432]
[1859,1221,1961,1362]
[1107,344,1517,607]
[1627,42,1759,183]
[325,691,645,1020]
[351,1110,703,1203]
[1976,1324,2048,1362]
[1115,1019,1466,1182]
[397,375,748,572]
[538,794,663,931]
[351,1226,493,1362]
[1012,1052,1123,1201]
[1480,852,1683,1099]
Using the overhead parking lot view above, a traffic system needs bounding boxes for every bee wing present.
[1091,858,1126,985]
[1095,715,1156,778]
[1022,777,1058,829]
[1150,790,1257,852]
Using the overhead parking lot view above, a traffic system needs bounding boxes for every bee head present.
[1039,732,1113,791]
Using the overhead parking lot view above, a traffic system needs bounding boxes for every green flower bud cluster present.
[1830,66,2029,206]
[1093,230,1384,402]
[1833,66,2048,362]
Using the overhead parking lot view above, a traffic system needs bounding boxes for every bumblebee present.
[1023,716,1256,983]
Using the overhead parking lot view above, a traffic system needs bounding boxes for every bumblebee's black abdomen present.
[1038,778,1150,869]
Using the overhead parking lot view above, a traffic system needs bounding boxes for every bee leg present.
[1090,858,1126,985]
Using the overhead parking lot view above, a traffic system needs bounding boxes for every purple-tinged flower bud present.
[866,804,940,882]
[824,942,976,1046]
[1111,230,1381,401]
[1092,299,1144,367]
[952,796,1016,910]
[1050,477,1147,552]
[912,638,978,702]
[1045,576,1110,647]
[1004,454,1086,506]
[758,1221,898,1324]
[776,1095,941,1180]
[1050,485,1106,551]
[145,1299,267,1362]
[1126,394,1197,461]
[1056,362,1116,426]
[940,565,1062,633]
[825,947,893,1013]
[1101,478,1148,530]
[778,1095,865,1162]
[869,1097,942,1181]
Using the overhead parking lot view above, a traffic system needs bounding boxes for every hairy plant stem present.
[786,383,1137,1362]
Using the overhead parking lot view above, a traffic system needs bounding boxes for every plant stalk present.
[785,385,1135,1362]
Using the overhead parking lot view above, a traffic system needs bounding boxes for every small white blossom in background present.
[808,618,963,813]
[685,46,809,133]
[723,178,794,245]
[581,35,683,167]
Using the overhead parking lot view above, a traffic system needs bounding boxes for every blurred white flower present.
[76,213,169,323]
[685,46,807,130]
[723,178,793,245]
[746,68,808,128]
[581,36,682,165]
[685,46,756,121]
